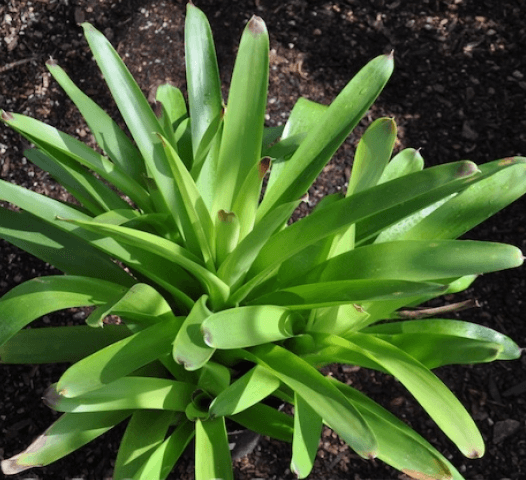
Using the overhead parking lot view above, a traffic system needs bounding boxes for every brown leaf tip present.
[1,110,14,122]
[218,209,236,224]
[258,156,271,179]
[42,384,61,409]
[248,15,266,36]
[455,161,479,178]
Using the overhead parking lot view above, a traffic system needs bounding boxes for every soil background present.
[1,1,526,479]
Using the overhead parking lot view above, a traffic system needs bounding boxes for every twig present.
[395,299,480,319]
[0,57,37,74]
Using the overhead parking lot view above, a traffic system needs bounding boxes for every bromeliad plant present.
[1,3,525,479]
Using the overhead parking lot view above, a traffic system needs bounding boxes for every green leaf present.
[331,378,465,480]
[210,365,280,417]
[212,15,269,213]
[393,156,526,241]
[0,207,134,285]
[195,417,234,480]
[291,392,323,479]
[311,333,485,459]
[0,411,130,475]
[230,403,293,442]
[172,295,215,371]
[248,279,446,310]
[59,217,229,308]
[292,239,523,286]
[266,97,328,192]
[257,53,394,220]
[133,419,195,480]
[113,410,176,480]
[378,147,424,185]
[235,161,480,302]
[243,343,377,459]
[155,84,186,157]
[46,59,146,182]
[56,315,182,397]
[347,117,397,196]
[198,361,231,397]
[44,377,195,412]
[0,180,196,308]
[157,133,216,268]
[202,305,305,348]
[364,319,521,367]
[0,275,127,347]
[185,2,223,170]
[0,325,130,364]
[1,111,151,212]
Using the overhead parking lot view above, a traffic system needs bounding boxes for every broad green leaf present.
[230,403,293,442]
[198,361,231,397]
[59,217,229,308]
[172,295,215,371]
[210,365,280,417]
[331,378,465,480]
[212,15,269,213]
[218,200,300,290]
[248,279,446,310]
[113,410,176,480]
[24,148,118,216]
[195,417,233,480]
[0,207,134,285]
[257,53,394,220]
[1,111,151,212]
[202,305,305,348]
[364,319,521,366]
[185,2,222,171]
[378,147,425,185]
[134,419,195,480]
[0,180,195,307]
[82,23,183,224]
[291,392,323,479]
[0,411,130,475]
[347,117,397,196]
[155,84,186,156]
[312,333,485,459]
[393,156,526,241]
[44,377,195,412]
[46,59,146,182]
[0,325,130,364]
[56,315,182,397]
[157,133,216,268]
[308,303,370,335]
[266,97,328,192]
[261,124,285,155]
[0,275,127,347]
[293,240,523,286]
[235,161,480,303]
[243,343,377,458]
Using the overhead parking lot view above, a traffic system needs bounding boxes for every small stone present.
[493,419,521,444]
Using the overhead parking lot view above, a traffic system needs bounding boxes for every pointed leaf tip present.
[248,15,266,35]
[259,157,271,179]
[456,161,480,178]
[42,384,61,409]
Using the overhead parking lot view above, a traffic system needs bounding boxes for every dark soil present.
[1,1,525,479]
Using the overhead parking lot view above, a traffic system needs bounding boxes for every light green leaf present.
[257,53,394,220]
[172,295,215,371]
[248,279,446,310]
[202,305,305,349]
[230,403,293,442]
[312,333,485,459]
[46,59,146,182]
[291,392,323,479]
[56,315,182,397]
[113,410,176,480]
[0,325,130,364]
[0,275,127,347]
[195,417,234,480]
[243,343,377,458]
[378,147,425,185]
[364,319,521,366]
[331,378,465,480]
[185,2,223,171]
[0,411,130,475]
[44,377,195,412]
[210,365,280,417]
[212,15,269,213]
